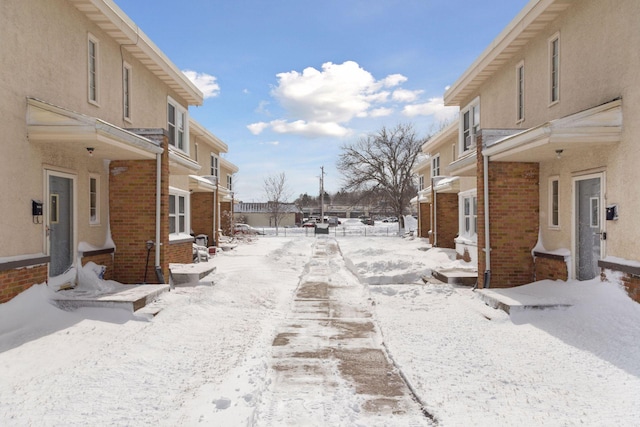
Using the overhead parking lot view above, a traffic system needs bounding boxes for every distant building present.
[235,203,302,228]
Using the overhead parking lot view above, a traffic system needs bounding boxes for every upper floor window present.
[549,33,560,104]
[460,98,480,153]
[88,34,99,105]
[419,175,425,191]
[89,175,99,225]
[123,62,132,121]
[227,174,233,191]
[210,154,219,179]
[167,97,187,151]
[516,61,525,123]
[431,154,440,178]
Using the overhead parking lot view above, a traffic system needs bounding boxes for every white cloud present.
[247,122,269,135]
[182,70,220,99]
[402,97,459,122]
[253,61,408,137]
[392,88,423,103]
[370,107,394,117]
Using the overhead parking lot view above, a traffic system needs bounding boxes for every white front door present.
[47,171,76,278]
[574,174,604,280]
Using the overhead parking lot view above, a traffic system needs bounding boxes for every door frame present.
[44,168,78,278]
[571,171,606,281]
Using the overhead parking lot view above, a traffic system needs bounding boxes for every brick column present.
[419,202,431,239]
[477,137,539,288]
[191,192,215,243]
[435,193,458,249]
[110,129,169,284]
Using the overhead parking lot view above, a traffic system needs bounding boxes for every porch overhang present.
[189,175,216,193]
[416,189,432,204]
[169,148,201,174]
[446,150,477,176]
[434,176,460,194]
[484,99,622,162]
[26,98,163,160]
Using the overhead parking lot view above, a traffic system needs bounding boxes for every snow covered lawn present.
[1,235,639,426]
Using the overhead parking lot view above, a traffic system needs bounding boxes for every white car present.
[233,224,264,235]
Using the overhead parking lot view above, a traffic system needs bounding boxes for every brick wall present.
[435,193,458,249]
[166,240,193,265]
[418,202,431,239]
[534,253,568,281]
[0,264,48,303]
[191,192,215,243]
[477,139,539,288]
[110,129,172,284]
[80,253,114,280]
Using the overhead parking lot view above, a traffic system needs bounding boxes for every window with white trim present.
[431,154,440,178]
[123,62,132,121]
[460,98,479,153]
[88,34,99,105]
[169,189,190,237]
[459,190,478,239]
[516,61,525,122]
[549,177,559,228]
[167,97,188,152]
[89,175,99,225]
[549,33,560,104]
[227,174,233,191]
[210,154,219,179]
[419,175,425,191]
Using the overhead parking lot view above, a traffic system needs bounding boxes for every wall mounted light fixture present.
[87,147,95,156]
[555,149,563,159]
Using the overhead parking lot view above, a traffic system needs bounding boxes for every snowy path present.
[253,237,432,426]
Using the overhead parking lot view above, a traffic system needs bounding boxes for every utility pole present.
[320,166,325,223]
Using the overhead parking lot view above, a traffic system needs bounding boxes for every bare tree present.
[263,172,293,234]
[337,123,426,230]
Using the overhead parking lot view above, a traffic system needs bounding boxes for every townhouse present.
[440,0,640,301]
[0,0,235,302]
[189,121,238,247]
[414,123,478,264]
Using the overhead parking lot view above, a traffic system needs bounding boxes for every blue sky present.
[115,0,529,202]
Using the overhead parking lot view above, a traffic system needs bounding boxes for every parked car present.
[302,221,317,228]
[234,224,264,235]
[327,216,341,226]
[360,217,374,226]
[382,216,398,223]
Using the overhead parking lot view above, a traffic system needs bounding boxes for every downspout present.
[431,177,437,247]
[155,152,161,272]
[483,151,491,288]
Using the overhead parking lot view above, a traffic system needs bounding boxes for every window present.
[549,33,560,104]
[88,34,99,104]
[419,175,425,191]
[431,154,440,178]
[167,97,187,151]
[89,175,99,225]
[169,189,189,237]
[460,98,479,152]
[516,61,525,122]
[210,154,219,179]
[123,63,132,121]
[227,174,233,191]
[549,177,559,228]
[459,191,478,238]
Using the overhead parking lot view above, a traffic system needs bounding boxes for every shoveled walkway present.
[255,237,434,426]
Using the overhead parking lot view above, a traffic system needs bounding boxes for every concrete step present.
[53,284,169,312]
[432,268,478,286]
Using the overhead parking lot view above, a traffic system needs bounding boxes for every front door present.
[575,175,603,280]
[47,172,75,277]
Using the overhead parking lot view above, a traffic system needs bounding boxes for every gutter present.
[155,153,161,271]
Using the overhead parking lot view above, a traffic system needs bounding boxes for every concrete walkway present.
[255,237,433,426]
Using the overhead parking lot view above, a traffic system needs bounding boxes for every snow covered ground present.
[1,228,640,426]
